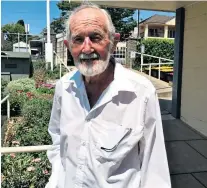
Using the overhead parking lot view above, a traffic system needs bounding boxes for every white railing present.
[130,51,173,80]
[53,51,70,79]
[1,145,53,154]
[1,94,10,119]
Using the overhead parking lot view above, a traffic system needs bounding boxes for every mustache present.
[79,53,99,60]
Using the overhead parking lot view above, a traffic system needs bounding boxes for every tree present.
[1,23,25,50]
[46,2,136,40]
[17,19,25,28]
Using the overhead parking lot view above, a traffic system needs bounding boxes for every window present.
[5,64,17,68]
[149,29,158,37]
[168,30,175,38]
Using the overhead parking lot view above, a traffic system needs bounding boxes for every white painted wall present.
[181,2,207,136]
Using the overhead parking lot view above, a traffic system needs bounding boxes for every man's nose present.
[82,37,94,54]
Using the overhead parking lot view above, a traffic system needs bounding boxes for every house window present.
[149,28,158,37]
[168,30,175,38]
[5,64,17,68]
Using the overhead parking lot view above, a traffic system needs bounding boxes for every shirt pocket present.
[89,121,137,164]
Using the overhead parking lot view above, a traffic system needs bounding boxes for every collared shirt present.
[46,63,171,188]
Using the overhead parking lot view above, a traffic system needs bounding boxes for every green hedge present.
[134,38,174,69]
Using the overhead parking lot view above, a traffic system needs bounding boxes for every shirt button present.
[82,142,86,146]
[79,166,82,170]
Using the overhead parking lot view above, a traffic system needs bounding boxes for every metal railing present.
[53,51,70,79]
[1,145,53,154]
[130,51,173,80]
[1,94,10,119]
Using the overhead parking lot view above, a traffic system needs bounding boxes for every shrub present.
[1,152,51,188]
[33,69,46,88]
[135,38,174,68]
[6,78,36,115]
[7,78,36,93]
[15,97,53,146]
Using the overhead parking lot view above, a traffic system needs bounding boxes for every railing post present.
[141,53,143,72]
[159,58,161,80]
[149,64,152,78]
[60,61,62,79]
[7,98,10,119]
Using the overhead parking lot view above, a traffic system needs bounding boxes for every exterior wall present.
[1,58,31,80]
[166,18,175,26]
[181,2,207,136]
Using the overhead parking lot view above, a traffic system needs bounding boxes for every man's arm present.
[46,81,62,188]
[140,90,171,188]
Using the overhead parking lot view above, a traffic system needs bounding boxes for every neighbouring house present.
[132,14,176,39]
[1,51,32,81]
[13,41,30,52]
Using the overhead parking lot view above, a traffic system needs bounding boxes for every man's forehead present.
[70,8,107,25]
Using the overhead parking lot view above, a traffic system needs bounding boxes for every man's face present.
[68,8,112,77]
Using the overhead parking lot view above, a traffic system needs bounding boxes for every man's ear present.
[111,33,120,53]
[64,40,70,49]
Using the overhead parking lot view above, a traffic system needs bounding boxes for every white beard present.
[74,52,111,77]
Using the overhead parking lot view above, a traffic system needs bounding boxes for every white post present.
[149,64,152,78]
[158,58,161,80]
[60,62,61,79]
[45,0,53,71]
[18,33,20,52]
[141,53,143,72]
[47,0,50,44]
[26,33,28,52]
[7,98,10,119]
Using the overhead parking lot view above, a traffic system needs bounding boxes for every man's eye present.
[90,35,102,42]
[73,37,84,43]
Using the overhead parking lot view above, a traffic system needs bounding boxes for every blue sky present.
[1,1,175,35]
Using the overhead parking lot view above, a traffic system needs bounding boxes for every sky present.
[1,1,175,35]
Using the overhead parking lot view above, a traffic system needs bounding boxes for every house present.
[1,51,32,81]
[132,14,175,39]
[13,41,30,52]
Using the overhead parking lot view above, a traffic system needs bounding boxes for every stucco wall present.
[181,2,207,136]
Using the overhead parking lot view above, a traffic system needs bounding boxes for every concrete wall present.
[181,2,207,136]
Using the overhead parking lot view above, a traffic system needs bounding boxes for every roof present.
[13,41,29,47]
[1,51,30,59]
[140,14,175,25]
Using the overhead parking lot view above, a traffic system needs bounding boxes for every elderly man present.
[46,3,171,188]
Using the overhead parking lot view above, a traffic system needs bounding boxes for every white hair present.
[65,3,116,44]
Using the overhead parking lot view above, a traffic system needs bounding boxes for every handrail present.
[135,52,173,62]
[130,51,173,80]
[1,94,10,104]
[1,94,10,119]
[1,145,54,154]
[53,51,70,79]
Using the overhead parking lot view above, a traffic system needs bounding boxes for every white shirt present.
[46,63,171,188]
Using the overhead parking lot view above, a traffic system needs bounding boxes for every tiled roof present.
[140,14,175,24]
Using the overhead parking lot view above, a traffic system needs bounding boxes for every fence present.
[129,51,173,80]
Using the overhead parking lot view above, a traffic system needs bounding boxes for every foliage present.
[6,78,36,115]
[1,152,51,188]
[33,69,46,88]
[32,60,46,71]
[1,23,25,45]
[17,19,25,27]
[2,88,54,187]
[134,38,174,70]
[139,38,174,61]
[7,78,36,93]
